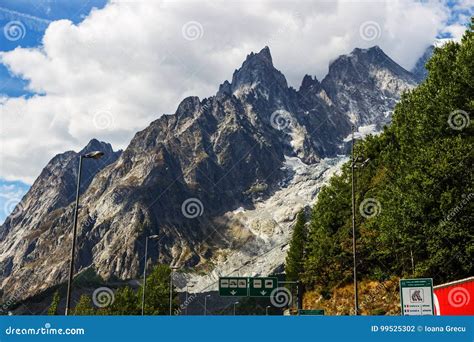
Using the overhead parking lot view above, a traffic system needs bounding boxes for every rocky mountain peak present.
[218,46,288,98]
[321,45,417,127]
[245,45,273,65]
[411,45,434,82]
[299,74,321,93]
[80,138,116,156]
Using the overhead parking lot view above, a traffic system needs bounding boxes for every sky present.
[0,0,472,223]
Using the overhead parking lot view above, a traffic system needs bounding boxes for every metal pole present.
[185,285,189,315]
[351,125,359,316]
[141,236,148,316]
[204,296,208,315]
[233,302,237,316]
[266,306,270,316]
[169,270,173,315]
[65,155,83,316]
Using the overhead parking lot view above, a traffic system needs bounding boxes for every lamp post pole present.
[233,302,239,316]
[141,235,160,315]
[65,151,104,316]
[141,236,149,316]
[169,266,180,315]
[204,295,210,315]
[351,125,359,316]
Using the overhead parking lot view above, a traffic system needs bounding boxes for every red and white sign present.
[433,277,474,315]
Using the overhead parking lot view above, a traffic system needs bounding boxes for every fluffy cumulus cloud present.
[0,0,470,183]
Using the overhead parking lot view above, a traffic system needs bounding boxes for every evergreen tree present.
[285,210,307,282]
[110,286,139,315]
[73,294,95,315]
[302,19,473,292]
[47,290,60,315]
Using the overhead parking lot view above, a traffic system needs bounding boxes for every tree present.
[110,286,139,315]
[285,210,307,282]
[73,294,95,315]
[137,264,178,315]
[301,19,473,293]
[47,290,60,315]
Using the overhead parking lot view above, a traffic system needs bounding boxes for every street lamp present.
[204,295,211,315]
[141,234,161,315]
[170,266,180,316]
[350,125,370,316]
[266,305,271,316]
[65,150,104,316]
[233,301,239,316]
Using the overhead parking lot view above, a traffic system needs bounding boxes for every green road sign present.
[219,277,249,297]
[298,309,324,315]
[400,278,434,316]
[249,277,278,297]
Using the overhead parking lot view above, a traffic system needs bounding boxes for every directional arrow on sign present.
[260,290,267,295]
[230,290,237,295]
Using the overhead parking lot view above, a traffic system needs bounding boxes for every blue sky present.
[0,0,107,97]
[0,0,107,222]
[0,0,472,223]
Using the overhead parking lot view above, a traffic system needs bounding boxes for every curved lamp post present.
[65,150,104,316]
[350,125,370,316]
[141,234,161,315]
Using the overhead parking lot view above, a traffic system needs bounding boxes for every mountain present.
[411,45,435,82]
[322,46,417,129]
[0,46,421,303]
[0,140,120,294]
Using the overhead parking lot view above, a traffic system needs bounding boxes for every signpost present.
[219,277,249,297]
[249,277,278,297]
[400,278,434,315]
[298,309,324,315]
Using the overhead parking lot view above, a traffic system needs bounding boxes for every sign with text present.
[219,277,249,297]
[400,278,434,315]
[249,277,278,297]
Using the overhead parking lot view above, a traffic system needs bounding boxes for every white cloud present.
[0,0,467,183]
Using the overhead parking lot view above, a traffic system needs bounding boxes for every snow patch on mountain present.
[182,155,348,293]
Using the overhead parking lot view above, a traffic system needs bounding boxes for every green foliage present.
[285,210,308,281]
[73,294,95,315]
[137,264,178,315]
[47,290,60,315]
[110,286,140,315]
[302,20,474,292]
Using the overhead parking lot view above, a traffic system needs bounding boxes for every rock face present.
[322,46,417,128]
[411,45,435,83]
[0,45,422,301]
